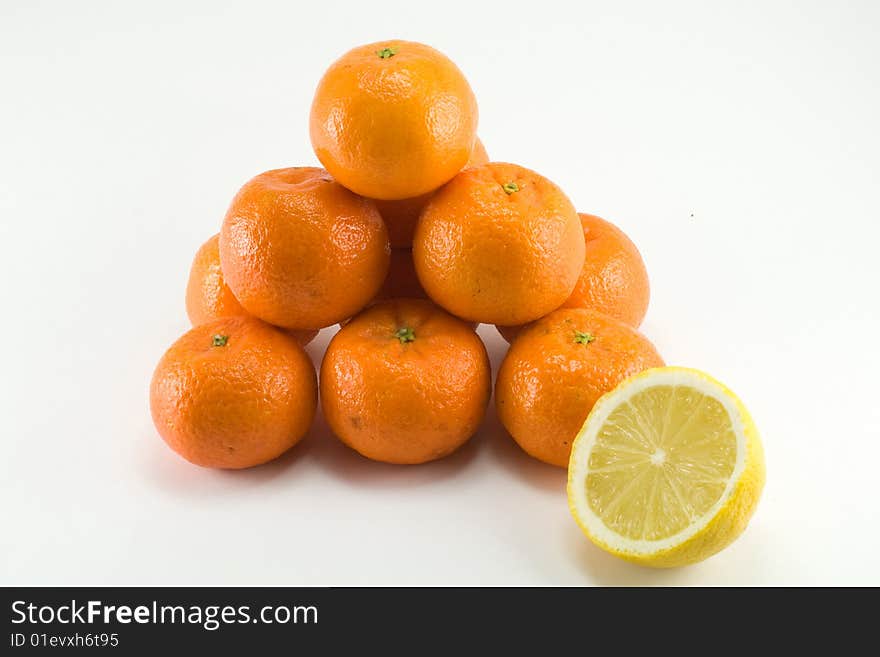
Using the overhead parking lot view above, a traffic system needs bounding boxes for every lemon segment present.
[567,367,765,568]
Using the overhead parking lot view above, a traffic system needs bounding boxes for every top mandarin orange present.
[310,40,478,200]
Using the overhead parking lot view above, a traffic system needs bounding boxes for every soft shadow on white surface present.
[140,404,483,497]
[139,424,321,495]
[561,523,694,586]
[559,513,776,586]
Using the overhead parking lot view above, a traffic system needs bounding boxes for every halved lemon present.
[567,367,765,568]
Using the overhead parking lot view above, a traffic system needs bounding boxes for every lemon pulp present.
[587,385,737,541]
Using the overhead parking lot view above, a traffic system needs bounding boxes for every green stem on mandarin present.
[502,182,519,195]
[212,334,229,347]
[395,327,415,343]
[377,46,398,59]
[574,331,595,345]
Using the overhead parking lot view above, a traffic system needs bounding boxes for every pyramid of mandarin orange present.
[148,37,668,478]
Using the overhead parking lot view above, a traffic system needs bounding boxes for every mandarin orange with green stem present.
[150,316,317,469]
[413,162,585,325]
[186,234,317,345]
[495,308,664,467]
[321,299,491,464]
[220,167,389,331]
[496,213,650,343]
[310,40,478,200]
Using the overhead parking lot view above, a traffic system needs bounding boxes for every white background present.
[1,0,878,586]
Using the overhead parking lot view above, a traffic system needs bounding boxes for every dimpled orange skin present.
[495,213,650,343]
[375,138,489,248]
[495,308,664,467]
[220,167,389,330]
[150,317,318,469]
[310,40,478,200]
[413,162,585,325]
[186,234,317,346]
[321,299,491,464]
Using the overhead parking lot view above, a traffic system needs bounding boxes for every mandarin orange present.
[495,308,664,467]
[150,317,317,469]
[220,167,389,330]
[321,299,490,464]
[413,162,585,325]
[310,40,478,200]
